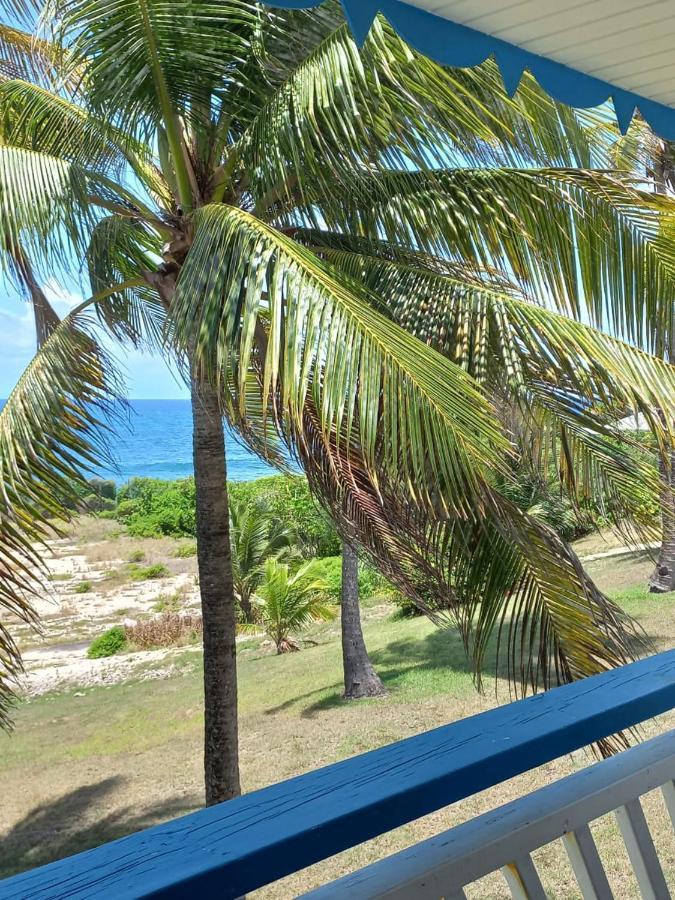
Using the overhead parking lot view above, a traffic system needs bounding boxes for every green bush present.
[128,549,146,563]
[229,475,339,557]
[172,542,197,559]
[390,593,423,620]
[87,626,126,659]
[116,499,141,520]
[118,478,197,537]
[88,478,117,501]
[73,580,93,594]
[81,494,116,514]
[113,474,340,553]
[307,556,392,601]
[128,563,169,581]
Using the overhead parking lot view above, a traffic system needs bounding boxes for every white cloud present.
[43,278,83,314]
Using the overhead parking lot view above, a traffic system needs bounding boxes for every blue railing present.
[2,649,675,899]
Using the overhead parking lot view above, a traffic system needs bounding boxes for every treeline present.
[76,474,341,557]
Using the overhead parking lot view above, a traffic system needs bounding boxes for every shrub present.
[305,556,390,601]
[73,580,93,594]
[87,626,127,658]
[81,494,116,514]
[128,563,169,581]
[116,499,141,520]
[390,593,424,620]
[128,549,146,563]
[88,478,117,501]
[172,542,197,559]
[125,613,202,650]
[118,477,196,537]
[152,590,184,613]
[229,475,339,557]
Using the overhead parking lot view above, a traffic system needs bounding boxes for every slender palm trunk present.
[650,448,675,593]
[341,542,386,699]
[238,591,255,624]
[650,145,675,594]
[190,365,241,804]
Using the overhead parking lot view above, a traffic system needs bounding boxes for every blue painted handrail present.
[2,650,675,899]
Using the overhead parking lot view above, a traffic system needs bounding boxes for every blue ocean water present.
[101,400,278,483]
[1,398,278,484]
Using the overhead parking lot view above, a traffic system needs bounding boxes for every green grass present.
[73,580,93,594]
[2,544,674,894]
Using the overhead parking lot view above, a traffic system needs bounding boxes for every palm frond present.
[58,0,259,140]
[0,306,120,727]
[270,392,647,698]
[0,144,95,273]
[86,214,165,349]
[297,167,675,352]
[240,16,618,215]
[171,203,510,520]
[0,24,59,86]
[0,78,154,181]
[318,245,671,538]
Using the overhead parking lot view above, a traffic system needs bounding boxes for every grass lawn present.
[1,548,674,897]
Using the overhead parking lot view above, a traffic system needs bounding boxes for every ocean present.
[2,398,278,484]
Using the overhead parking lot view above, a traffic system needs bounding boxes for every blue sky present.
[0,280,189,400]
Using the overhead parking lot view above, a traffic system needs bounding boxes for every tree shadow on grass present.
[298,624,503,719]
[0,777,201,880]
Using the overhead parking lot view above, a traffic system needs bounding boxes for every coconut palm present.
[254,559,334,654]
[229,498,294,623]
[3,2,675,804]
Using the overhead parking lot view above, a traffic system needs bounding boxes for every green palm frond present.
[86,215,165,348]
[0,79,154,180]
[299,167,675,351]
[171,204,510,517]
[0,306,120,727]
[0,144,94,272]
[240,15,620,214]
[58,0,259,140]
[0,24,58,85]
[317,246,670,535]
[268,395,646,696]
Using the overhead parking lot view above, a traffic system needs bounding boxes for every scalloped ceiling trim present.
[264,0,675,140]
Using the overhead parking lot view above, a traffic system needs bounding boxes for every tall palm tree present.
[2,2,675,805]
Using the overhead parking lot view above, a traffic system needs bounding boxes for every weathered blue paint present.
[3,650,675,899]
[262,0,675,139]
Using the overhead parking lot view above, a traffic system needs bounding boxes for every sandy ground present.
[11,532,204,697]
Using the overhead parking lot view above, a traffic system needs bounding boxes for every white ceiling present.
[404,0,675,108]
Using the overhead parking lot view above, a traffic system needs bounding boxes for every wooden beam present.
[2,650,675,900]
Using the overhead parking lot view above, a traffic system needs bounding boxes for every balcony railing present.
[1,649,674,899]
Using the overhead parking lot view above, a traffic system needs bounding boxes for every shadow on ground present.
[296,624,506,718]
[0,777,200,880]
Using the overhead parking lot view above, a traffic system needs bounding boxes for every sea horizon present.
[0,397,279,484]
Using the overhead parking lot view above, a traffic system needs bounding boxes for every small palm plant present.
[230,499,294,623]
[254,560,335,654]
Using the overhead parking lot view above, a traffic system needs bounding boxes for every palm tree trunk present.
[341,542,386,699]
[649,145,675,594]
[190,365,241,805]
[650,448,675,593]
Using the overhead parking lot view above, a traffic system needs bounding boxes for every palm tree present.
[2,2,675,802]
[646,138,675,594]
[230,498,294,622]
[254,559,334,654]
[341,541,385,699]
